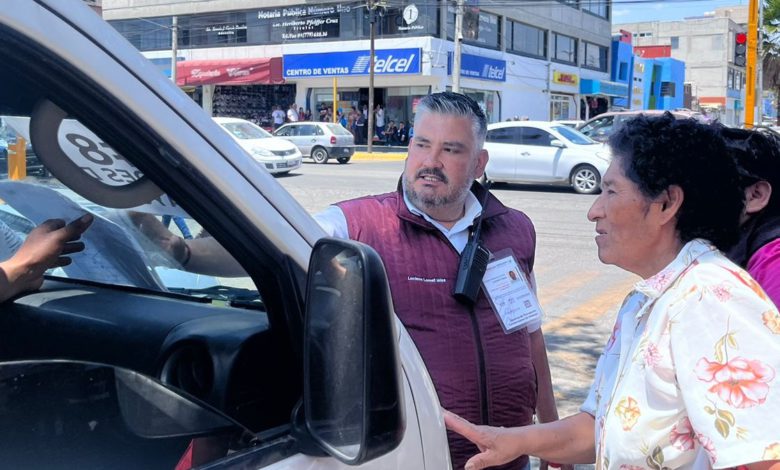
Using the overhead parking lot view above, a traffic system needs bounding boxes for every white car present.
[482,121,611,194]
[551,119,584,129]
[213,117,302,175]
[0,2,449,469]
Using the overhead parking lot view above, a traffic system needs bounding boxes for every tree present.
[763,0,780,124]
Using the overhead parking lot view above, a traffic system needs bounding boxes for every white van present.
[0,2,449,469]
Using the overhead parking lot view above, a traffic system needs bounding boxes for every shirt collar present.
[402,187,482,234]
[633,239,717,300]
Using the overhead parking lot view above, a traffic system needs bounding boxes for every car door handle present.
[520,152,530,156]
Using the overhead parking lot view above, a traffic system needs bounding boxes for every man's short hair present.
[720,126,780,213]
[608,112,743,250]
[414,92,487,148]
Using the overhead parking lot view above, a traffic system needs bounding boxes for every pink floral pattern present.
[711,283,732,302]
[643,342,662,368]
[695,357,775,408]
[669,417,695,451]
[645,268,674,292]
[696,433,717,465]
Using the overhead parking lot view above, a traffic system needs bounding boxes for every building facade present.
[615,13,747,126]
[103,0,619,126]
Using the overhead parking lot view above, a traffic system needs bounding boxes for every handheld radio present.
[453,182,492,305]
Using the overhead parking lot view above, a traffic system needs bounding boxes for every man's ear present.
[745,181,772,215]
[475,149,489,178]
[657,185,684,224]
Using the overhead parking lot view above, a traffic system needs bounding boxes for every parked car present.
[0,2,450,469]
[274,122,354,164]
[213,117,302,175]
[482,121,611,194]
[577,109,703,143]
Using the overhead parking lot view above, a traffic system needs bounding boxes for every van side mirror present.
[302,238,405,464]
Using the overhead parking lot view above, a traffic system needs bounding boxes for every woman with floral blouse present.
[445,113,780,470]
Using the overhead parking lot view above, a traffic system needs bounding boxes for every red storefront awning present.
[176,57,284,86]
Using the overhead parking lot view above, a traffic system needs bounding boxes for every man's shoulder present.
[338,192,398,211]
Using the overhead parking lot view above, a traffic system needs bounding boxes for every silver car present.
[273,122,355,164]
[482,121,611,194]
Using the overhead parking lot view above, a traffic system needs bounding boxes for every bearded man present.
[315,92,561,470]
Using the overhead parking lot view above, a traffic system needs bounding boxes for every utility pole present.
[367,0,376,153]
[170,15,178,84]
[745,0,759,127]
[453,0,464,93]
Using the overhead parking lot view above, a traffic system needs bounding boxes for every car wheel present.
[337,157,350,164]
[571,165,600,194]
[311,146,329,164]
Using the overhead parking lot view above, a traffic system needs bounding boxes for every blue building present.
[610,34,685,111]
[611,36,633,109]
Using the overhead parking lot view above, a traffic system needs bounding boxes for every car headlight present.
[251,147,274,158]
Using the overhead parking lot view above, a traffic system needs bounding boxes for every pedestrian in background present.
[723,126,780,304]
[383,120,397,145]
[271,105,285,130]
[374,104,385,140]
[286,103,298,123]
[396,121,409,147]
[353,111,366,145]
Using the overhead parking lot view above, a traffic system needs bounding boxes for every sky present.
[611,0,749,24]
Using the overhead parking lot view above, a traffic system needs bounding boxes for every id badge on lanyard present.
[481,249,543,334]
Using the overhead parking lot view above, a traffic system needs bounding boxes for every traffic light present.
[734,32,747,67]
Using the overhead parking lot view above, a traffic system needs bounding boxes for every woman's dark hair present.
[719,126,780,214]
[608,112,744,250]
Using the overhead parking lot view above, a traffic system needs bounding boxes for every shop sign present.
[283,48,420,78]
[553,71,579,86]
[258,4,349,41]
[206,23,247,36]
[399,4,424,31]
[446,53,506,82]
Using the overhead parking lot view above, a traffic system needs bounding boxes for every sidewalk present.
[351,145,407,161]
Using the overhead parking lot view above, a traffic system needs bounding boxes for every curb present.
[352,151,407,161]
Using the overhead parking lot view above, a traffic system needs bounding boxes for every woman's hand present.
[443,410,525,470]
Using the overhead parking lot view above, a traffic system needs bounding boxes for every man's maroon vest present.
[338,183,538,470]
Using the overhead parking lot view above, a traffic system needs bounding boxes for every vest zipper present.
[468,306,489,425]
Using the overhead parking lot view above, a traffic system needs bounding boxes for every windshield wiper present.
[167,285,266,311]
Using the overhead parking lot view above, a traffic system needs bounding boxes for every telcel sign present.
[284,48,421,78]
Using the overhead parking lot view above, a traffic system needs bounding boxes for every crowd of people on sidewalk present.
[270,102,412,146]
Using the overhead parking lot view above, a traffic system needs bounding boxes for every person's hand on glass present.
[128,211,189,266]
[0,214,94,301]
